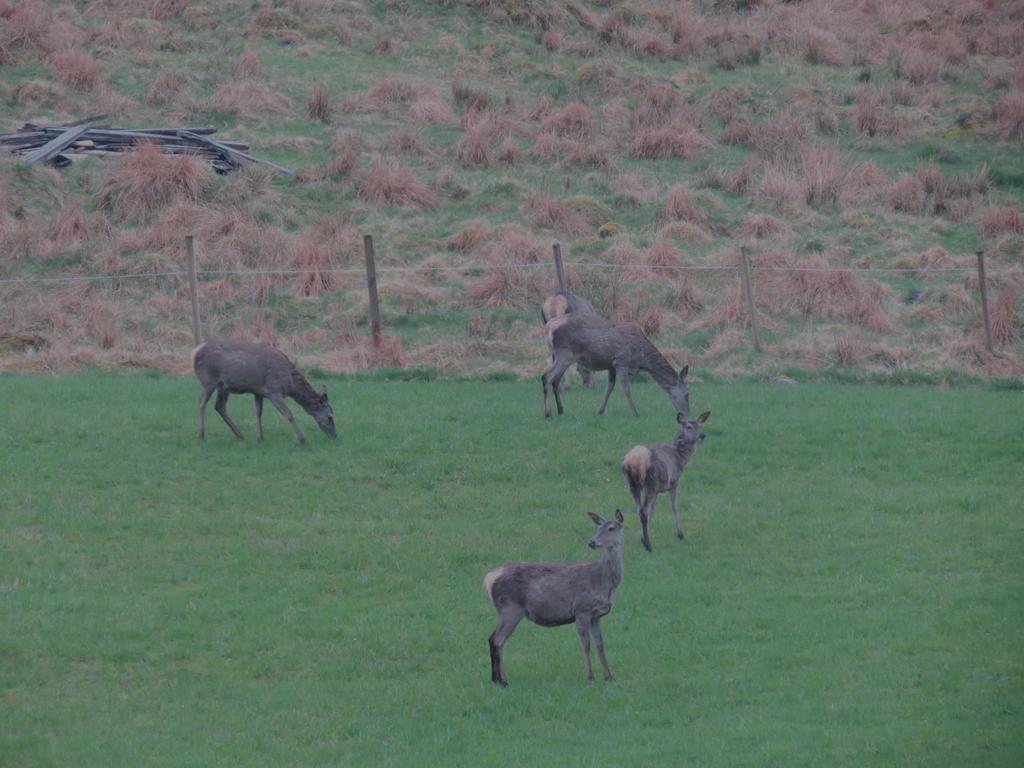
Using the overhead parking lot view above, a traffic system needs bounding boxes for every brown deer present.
[542,313,690,418]
[540,290,598,388]
[191,338,337,444]
[484,510,625,687]
[622,411,710,551]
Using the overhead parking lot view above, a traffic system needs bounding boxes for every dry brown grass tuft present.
[758,164,803,209]
[149,0,187,21]
[146,68,184,104]
[468,227,547,308]
[387,129,426,154]
[51,50,101,91]
[212,82,293,117]
[306,85,332,122]
[409,95,454,124]
[456,110,526,167]
[991,288,1020,346]
[355,157,437,208]
[663,186,706,224]
[234,50,262,78]
[980,205,1024,237]
[539,102,593,139]
[98,142,209,221]
[799,144,847,208]
[446,227,490,253]
[992,91,1024,138]
[328,131,358,176]
[671,3,706,58]
[738,213,791,239]
[52,204,101,248]
[526,194,590,235]
[632,125,713,160]
[888,173,927,215]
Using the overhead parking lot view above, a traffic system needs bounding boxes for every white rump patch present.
[189,342,207,368]
[622,445,651,479]
[543,294,568,321]
[483,567,506,600]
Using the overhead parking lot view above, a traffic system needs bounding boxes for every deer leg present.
[640,492,657,552]
[579,366,595,388]
[542,356,572,418]
[268,393,306,444]
[596,367,617,415]
[214,386,244,439]
[575,614,594,681]
[591,618,613,681]
[254,395,264,443]
[489,605,524,687]
[671,481,684,540]
[618,368,640,417]
[197,382,216,439]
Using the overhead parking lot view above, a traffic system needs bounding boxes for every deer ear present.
[679,364,689,380]
[319,386,328,403]
[587,511,605,526]
[698,410,711,423]
[614,509,624,524]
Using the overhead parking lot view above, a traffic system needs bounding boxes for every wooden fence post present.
[976,250,993,353]
[185,235,202,346]
[740,247,762,353]
[363,234,382,348]
[552,243,567,292]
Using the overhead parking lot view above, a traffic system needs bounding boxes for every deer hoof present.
[676,531,685,540]
[643,540,652,552]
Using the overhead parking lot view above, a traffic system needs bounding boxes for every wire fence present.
[1,237,1020,366]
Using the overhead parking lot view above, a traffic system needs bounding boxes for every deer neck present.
[287,368,322,415]
[673,435,697,464]
[601,545,624,593]
[641,347,679,392]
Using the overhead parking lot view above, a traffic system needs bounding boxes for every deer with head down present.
[622,411,710,551]
[484,510,625,686]
[542,313,690,418]
[192,338,337,444]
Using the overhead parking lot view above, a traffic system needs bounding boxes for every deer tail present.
[621,446,651,493]
[483,566,506,602]
[189,341,207,371]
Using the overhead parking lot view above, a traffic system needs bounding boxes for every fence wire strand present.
[2,262,1022,285]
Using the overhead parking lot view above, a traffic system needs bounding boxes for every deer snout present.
[588,540,598,549]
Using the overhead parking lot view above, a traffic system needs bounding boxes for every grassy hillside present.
[1,374,1022,766]
[1,0,1022,378]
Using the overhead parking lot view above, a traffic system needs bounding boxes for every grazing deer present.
[542,314,690,418]
[541,290,598,387]
[484,510,625,686]
[191,338,337,444]
[622,411,710,551]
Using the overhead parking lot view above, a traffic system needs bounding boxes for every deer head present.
[587,510,625,551]
[676,409,710,443]
[311,386,337,438]
[666,364,690,416]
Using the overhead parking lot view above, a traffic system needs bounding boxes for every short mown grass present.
[1,374,1022,767]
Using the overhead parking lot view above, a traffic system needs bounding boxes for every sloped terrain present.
[1,0,1022,379]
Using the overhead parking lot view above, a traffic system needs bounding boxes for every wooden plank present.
[22,124,95,164]
[177,130,292,175]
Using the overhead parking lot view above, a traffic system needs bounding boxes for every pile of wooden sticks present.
[0,115,291,175]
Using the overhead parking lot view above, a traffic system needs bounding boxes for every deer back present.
[547,314,654,371]
[192,338,295,395]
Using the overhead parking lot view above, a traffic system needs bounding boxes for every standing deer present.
[542,314,690,418]
[191,338,337,444]
[540,290,598,388]
[622,411,710,551]
[484,510,625,686]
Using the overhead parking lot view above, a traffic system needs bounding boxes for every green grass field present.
[2,373,1022,767]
